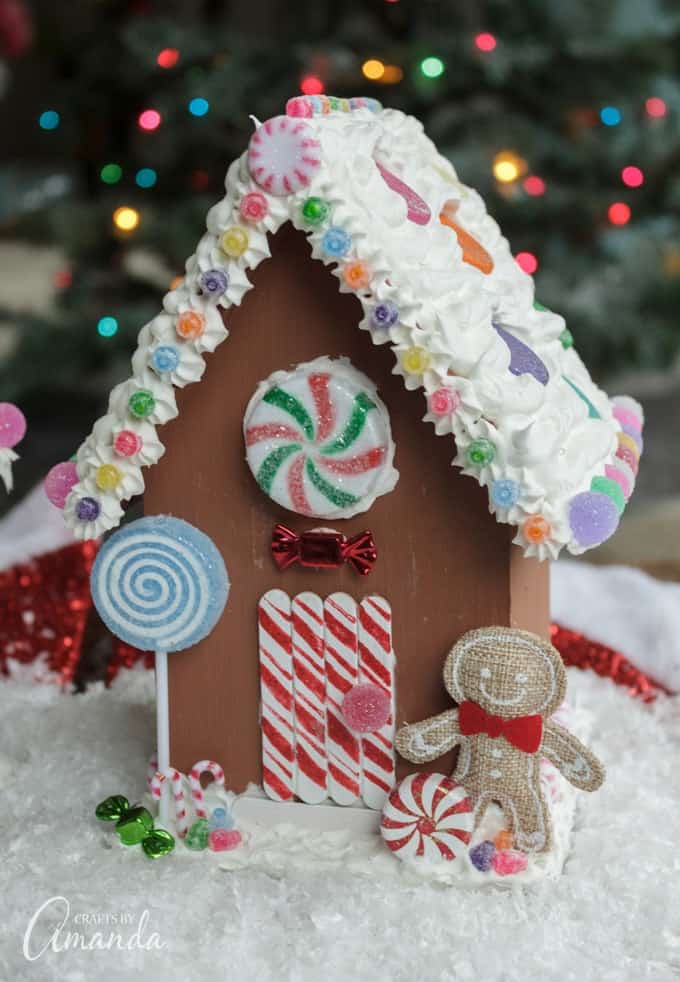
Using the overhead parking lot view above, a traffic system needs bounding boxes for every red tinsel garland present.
[0,541,673,700]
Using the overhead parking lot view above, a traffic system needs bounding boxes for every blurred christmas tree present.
[1,0,680,409]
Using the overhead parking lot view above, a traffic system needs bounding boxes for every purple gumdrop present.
[469,840,495,872]
[569,491,619,547]
[76,496,101,522]
[620,422,643,453]
[200,268,229,298]
[494,323,549,386]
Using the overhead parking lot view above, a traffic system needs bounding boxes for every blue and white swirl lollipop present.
[91,516,229,825]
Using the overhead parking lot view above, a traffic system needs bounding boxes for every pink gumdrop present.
[613,407,642,434]
[616,445,639,475]
[44,461,79,509]
[342,683,391,734]
[286,97,313,118]
[0,403,27,449]
[209,828,242,852]
[491,849,528,876]
[605,464,632,500]
[429,388,460,417]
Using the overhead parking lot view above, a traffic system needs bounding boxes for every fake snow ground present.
[2,562,680,981]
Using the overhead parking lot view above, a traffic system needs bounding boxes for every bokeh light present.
[493,151,526,183]
[300,75,324,95]
[523,176,546,196]
[645,97,667,118]
[113,206,140,231]
[100,163,122,184]
[608,202,631,225]
[39,110,60,130]
[381,64,404,84]
[362,59,385,80]
[135,167,157,188]
[475,33,497,52]
[600,106,622,126]
[515,251,538,274]
[420,56,445,78]
[53,269,72,289]
[188,97,209,117]
[97,316,118,338]
[157,48,179,69]
[138,109,161,131]
[621,166,644,188]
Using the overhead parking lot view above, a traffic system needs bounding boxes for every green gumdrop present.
[185,819,209,851]
[142,828,175,859]
[116,806,154,846]
[95,795,130,822]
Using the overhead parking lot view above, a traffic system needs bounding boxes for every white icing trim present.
[63,103,643,555]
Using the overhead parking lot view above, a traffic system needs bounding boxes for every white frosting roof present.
[63,96,643,558]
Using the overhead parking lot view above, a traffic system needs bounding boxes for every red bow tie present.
[271,524,377,576]
[458,701,543,754]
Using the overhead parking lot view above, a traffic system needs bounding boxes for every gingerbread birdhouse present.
[64,96,643,828]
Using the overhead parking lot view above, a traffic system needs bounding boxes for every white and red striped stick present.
[358,596,395,810]
[189,760,225,819]
[323,593,361,805]
[258,590,296,801]
[291,592,327,804]
[150,768,189,838]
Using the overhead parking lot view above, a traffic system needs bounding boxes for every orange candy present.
[440,205,494,275]
[494,829,514,851]
[523,515,551,544]
[342,260,371,291]
[176,311,205,340]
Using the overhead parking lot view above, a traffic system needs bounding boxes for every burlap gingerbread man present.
[396,627,605,853]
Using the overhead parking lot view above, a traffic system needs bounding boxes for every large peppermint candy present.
[247,116,321,196]
[380,772,473,864]
[244,358,397,520]
[90,516,229,652]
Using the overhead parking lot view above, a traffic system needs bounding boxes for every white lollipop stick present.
[155,650,171,826]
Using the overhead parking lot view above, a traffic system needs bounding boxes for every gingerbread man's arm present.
[541,720,605,792]
[396,709,463,764]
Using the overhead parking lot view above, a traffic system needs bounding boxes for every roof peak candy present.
[55,102,642,559]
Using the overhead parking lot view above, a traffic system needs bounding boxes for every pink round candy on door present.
[429,388,460,417]
[342,683,391,733]
[208,828,242,852]
[44,461,79,509]
[114,430,143,458]
[0,402,27,449]
[239,192,268,223]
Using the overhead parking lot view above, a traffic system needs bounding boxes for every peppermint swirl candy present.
[91,516,229,652]
[244,358,398,520]
[380,772,473,865]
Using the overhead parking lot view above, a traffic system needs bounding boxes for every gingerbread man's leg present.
[505,780,552,853]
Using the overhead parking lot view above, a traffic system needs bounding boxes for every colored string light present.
[362,59,385,80]
[645,97,667,118]
[39,110,60,130]
[157,48,179,69]
[300,75,324,95]
[113,206,140,232]
[523,175,546,196]
[135,168,157,188]
[97,316,118,338]
[420,56,445,78]
[475,33,497,52]
[53,269,72,289]
[621,166,643,188]
[100,163,122,184]
[188,97,209,117]
[515,252,538,274]
[608,202,631,226]
[493,151,526,183]
[381,65,404,84]
[191,169,210,190]
[138,109,161,131]
[600,106,621,126]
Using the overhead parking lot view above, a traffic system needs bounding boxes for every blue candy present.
[209,806,234,831]
[91,516,230,652]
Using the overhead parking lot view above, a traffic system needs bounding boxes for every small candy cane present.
[147,752,158,792]
[189,760,225,819]
[150,768,189,838]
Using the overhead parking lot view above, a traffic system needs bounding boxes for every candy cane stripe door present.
[258,591,396,809]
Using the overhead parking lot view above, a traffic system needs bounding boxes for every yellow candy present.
[401,346,431,375]
[617,433,640,459]
[96,464,122,491]
[221,225,249,258]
